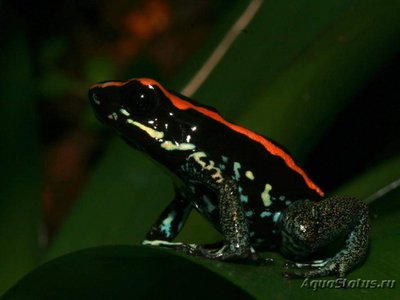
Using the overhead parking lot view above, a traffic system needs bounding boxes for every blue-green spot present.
[273,212,282,223]
[246,211,254,217]
[233,162,241,180]
[160,212,176,238]
[260,211,272,218]
[238,186,248,203]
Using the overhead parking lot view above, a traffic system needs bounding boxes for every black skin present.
[89,78,369,278]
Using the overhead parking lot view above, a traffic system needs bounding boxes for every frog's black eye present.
[122,87,158,115]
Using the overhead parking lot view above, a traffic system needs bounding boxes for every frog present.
[89,78,369,278]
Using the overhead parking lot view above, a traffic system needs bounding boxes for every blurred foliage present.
[0,0,399,298]
[0,31,41,294]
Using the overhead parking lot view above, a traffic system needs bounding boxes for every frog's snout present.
[89,89,101,106]
[88,87,109,123]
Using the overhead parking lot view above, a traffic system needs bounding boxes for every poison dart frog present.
[89,78,369,278]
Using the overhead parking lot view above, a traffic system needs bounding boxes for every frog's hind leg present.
[282,196,369,278]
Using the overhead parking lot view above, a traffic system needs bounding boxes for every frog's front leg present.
[282,196,369,278]
[142,189,192,247]
[141,187,220,255]
[196,178,271,264]
[172,156,272,264]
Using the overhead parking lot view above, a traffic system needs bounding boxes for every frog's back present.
[193,115,323,201]
[188,118,322,242]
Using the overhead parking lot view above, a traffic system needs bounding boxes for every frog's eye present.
[122,87,158,115]
[91,92,101,105]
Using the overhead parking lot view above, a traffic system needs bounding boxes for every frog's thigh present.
[283,196,369,278]
[311,196,369,278]
[144,190,192,242]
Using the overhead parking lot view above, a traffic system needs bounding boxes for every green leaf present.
[235,0,400,158]
[6,185,399,299]
[334,155,400,202]
[0,32,41,294]
[176,0,355,111]
[2,246,253,300]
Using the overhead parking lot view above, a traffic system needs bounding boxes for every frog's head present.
[89,78,159,125]
[89,78,198,156]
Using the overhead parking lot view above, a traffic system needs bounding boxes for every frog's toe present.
[283,270,304,279]
[246,248,274,265]
[198,245,273,265]
[260,257,274,265]
[283,259,349,279]
[284,259,328,269]
[142,239,201,255]
[234,248,274,265]
[283,268,331,279]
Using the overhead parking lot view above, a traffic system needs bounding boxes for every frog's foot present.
[197,245,274,265]
[283,258,336,278]
[283,249,366,279]
[142,240,272,264]
[142,239,207,258]
[284,259,328,269]
[142,239,196,253]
